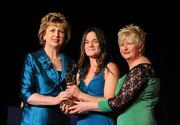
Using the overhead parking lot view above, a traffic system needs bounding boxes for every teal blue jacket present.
[20,48,75,125]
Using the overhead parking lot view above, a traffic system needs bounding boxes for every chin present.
[86,53,97,57]
[123,56,132,60]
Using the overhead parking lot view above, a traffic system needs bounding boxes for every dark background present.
[1,1,179,125]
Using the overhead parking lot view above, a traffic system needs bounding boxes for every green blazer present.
[98,64,160,125]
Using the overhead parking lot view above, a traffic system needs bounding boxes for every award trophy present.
[59,67,78,108]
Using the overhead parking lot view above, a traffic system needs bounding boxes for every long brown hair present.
[77,27,111,79]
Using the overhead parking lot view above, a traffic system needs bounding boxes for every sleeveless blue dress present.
[76,69,115,125]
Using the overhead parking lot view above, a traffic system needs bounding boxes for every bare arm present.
[27,91,70,106]
[67,62,120,102]
[103,62,120,98]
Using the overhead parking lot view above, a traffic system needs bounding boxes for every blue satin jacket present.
[20,48,75,125]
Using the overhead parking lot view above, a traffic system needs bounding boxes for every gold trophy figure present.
[59,67,78,108]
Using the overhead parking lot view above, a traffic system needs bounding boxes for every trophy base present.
[59,97,78,108]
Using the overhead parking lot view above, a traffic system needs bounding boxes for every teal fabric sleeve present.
[98,100,112,112]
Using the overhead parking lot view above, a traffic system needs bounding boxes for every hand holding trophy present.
[59,66,78,108]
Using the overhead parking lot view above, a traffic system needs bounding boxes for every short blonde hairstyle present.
[38,12,71,45]
[117,24,146,54]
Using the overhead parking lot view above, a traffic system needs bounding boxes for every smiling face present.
[84,31,101,58]
[38,12,71,47]
[117,24,146,62]
[43,23,65,48]
[119,34,144,61]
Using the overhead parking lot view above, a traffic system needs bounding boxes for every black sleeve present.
[108,64,148,111]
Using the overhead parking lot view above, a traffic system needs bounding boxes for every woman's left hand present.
[68,101,89,114]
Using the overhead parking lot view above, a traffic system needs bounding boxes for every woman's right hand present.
[55,91,72,104]
[66,84,81,98]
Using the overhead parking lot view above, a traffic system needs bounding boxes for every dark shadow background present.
[1,1,179,125]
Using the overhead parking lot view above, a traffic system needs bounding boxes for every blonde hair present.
[117,24,146,54]
[38,12,71,45]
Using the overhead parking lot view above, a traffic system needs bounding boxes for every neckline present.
[129,63,152,72]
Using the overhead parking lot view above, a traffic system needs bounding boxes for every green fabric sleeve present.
[98,100,112,112]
